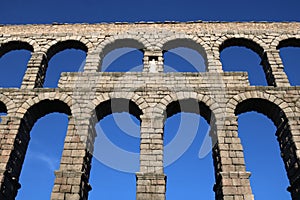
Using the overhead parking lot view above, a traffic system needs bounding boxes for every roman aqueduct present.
[0,21,299,199]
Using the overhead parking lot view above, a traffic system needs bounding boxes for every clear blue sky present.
[0,0,300,199]
[1,0,300,24]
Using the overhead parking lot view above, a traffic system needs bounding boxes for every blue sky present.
[0,0,300,199]
[1,0,300,24]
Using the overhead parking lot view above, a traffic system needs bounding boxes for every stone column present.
[213,117,254,200]
[51,117,92,200]
[136,115,166,200]
[0,116,26,200]
[83,52,101,72]
[278,117,300,200]
[21,52,47,89]
[262,50,290,87]
[207,47,223,72]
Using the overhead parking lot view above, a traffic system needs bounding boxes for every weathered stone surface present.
[0,21,299,200]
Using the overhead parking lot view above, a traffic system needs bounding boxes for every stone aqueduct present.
[0,21,299,200]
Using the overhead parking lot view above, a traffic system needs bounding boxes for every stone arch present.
[156,92,222,150]
[159,91,221,198]
[44,39,89,62]
[16,93,72,124]
[0,41,33,58]
[0,94,17,115]
[157,92,221,121]
[216,33,267,49]
[94,97,143,122]
[219,37,266,57]
[0,37,40,57]
[16,93,73,119]
[218,35,276,86]
[161,35,209,56]
[159,35,209,70]
[86,92,147,148]
[234,97,291,128]
[91,92,148,117]
[271,35,300,86]
[270,34,300,49]
[36,38,90,87]
[1,96,72,199]
[85,95,144,197]
[227,91,299,199]
[226,91,293,118]
[277,38,300,49]
[96,35,147,71]
[0,40,36,86]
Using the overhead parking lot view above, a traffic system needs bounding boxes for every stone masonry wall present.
[0,21,299,200]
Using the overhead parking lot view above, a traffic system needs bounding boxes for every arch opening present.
[277,39,300,86]
[0,101,7,114]
[100,39,144,72]
[46,40,88,62]
[101,48,143,72]
[95,98,142,122]
[164,99,215,199]
[277,38,300,49]
[43,40,87,87]
[0,101,7,123]
[163,39,207,72]
[0,41,33,88]
[88,98,142,199]
[165,99,213,123]
[44,49,86,87]
[220,38,273,86]
[1,99,71,199]
[235,98,298,199]
[220,38,264,57]
[237,111,290,199]
[16,113,69,200]
[0,41,33,58]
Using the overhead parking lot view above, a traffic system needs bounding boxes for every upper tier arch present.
[44,39,89,61]
[96,35,148,71]
[160,36,209,71]
[219,37,265,57]
[0,37,40,58]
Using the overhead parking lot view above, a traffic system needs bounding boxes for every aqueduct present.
[0,21,299,199]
